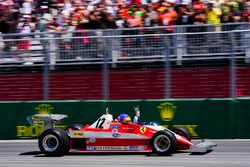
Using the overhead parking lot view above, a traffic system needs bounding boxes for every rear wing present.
[27,114,68,130]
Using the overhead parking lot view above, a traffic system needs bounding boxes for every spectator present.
[0,14,10,34]
[193,3,206,24]
[146,5,160,26]
[192,0,206,24]
[159,4,177,30]
[115,14,125,28]
[16,15,36,34]
[206,2,222,26]
[222,3,242,22]
[16,15,36,51]
[47,17,63,32]
[159,3,178,55]
[176,4,195,25]
[20,0,34,15]
[242,0,250,22]
[38,6,53,32]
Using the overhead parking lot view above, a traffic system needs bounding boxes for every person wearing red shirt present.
[158,4,177,55]
[159,6,178,31]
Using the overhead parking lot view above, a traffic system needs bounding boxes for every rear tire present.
[150,130,177,155]
[38,128,69,156]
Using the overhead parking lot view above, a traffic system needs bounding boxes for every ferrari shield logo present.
[140,127,146,134]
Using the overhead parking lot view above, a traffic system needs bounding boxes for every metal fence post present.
[43,38,50,100]
[163,33,171,98]
[230,31,236,98]
[103,35,109,100]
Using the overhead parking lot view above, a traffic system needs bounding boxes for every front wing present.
[190,140,217,153]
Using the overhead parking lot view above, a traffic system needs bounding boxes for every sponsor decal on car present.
[111,125,120,129]
[140,126,146,134]
[95,146,125,150]
[74,132,84,136]
[89,138,96,143]
[87,146,147,151]
[129,145,147,150]
[87,146,96,150]
[112,133,121,138]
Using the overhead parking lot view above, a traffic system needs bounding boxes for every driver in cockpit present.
[117,114,132,124]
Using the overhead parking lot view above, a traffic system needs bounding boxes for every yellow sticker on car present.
[74,132,84,136]
[140,127,146,134]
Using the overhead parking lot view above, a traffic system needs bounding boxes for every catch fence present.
[0,23,249,100]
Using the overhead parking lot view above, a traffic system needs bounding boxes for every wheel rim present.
[154,135,171,152]
[42,134,59,152]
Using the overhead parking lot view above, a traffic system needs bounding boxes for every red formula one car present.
[28,108,216,156]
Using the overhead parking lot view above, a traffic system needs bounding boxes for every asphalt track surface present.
[0,140,250,167]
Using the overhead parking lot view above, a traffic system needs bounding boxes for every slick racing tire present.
[39,128,69,157]
[150,130,177,155]
[171,127,191,141]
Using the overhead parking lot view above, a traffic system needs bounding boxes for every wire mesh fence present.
[0,23,249,101]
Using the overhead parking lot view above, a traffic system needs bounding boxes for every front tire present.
[171,127,191,141]
[38,128,69,156]
[150,130,177,155]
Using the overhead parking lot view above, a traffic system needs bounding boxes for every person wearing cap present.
[193,2,206,24]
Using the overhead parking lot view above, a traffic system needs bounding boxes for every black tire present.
[38,128,69,156]
[171,127,191,141]
[150,130,177,155]
[68,124,84,130]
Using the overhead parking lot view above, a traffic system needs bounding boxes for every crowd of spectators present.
[0,0,249,35]
[0,0,249,58]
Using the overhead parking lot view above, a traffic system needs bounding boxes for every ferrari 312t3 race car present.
[27,107,217,156]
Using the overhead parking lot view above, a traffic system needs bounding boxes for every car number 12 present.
[95,118,106,129]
